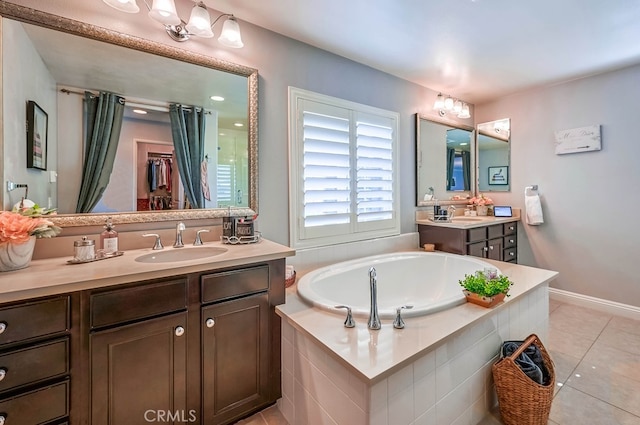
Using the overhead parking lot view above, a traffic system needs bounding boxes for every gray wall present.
[3,19,57,210]
[476,64,640,307]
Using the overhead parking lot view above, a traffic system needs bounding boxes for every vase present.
[0,236,36,272]
[463,290,506,308]
[476,205,488,216]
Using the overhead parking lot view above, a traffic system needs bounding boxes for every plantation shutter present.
[289,88,399,248]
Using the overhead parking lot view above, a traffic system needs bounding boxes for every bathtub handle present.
[393,305,414,329]
[335,305,356,328]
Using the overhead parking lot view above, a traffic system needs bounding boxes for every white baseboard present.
[549,288,640,321]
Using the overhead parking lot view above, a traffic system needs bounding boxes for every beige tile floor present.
[237,300,640,424]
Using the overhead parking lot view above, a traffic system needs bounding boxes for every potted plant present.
[459,268,513,307]
[0,204,61,272]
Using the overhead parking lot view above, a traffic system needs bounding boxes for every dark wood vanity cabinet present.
[84,260,284,425]
[88,277,189,425]
[419,221,518,263]
[0,296,72,425]
[200,266,272,425]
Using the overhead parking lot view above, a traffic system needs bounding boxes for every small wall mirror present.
[415,114,475,206]
[476,119,511,193]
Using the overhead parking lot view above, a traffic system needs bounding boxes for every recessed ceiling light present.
[132,109,148,115]
[210,95,225,101]
[234,122,244,127]
[219,133,226,136]
[460,142,468,146]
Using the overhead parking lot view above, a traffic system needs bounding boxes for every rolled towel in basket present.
[501,341,551,385]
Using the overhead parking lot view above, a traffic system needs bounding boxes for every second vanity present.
[416,210,520,263]
[0,239,294,425]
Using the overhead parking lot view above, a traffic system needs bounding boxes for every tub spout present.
[368,267,381,330]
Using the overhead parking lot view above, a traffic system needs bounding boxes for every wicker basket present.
[492,334,555,425]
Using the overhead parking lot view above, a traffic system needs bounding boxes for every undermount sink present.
[135,247,228,263]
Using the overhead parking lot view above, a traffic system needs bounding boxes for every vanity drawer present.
[503,222,517,235]
[0,297,69,347]
[201,265,269,304]
[504,234,517,249]
[0,380,69,424]
[0,338,69,394]
[467,227,487,243]
[91,278,188,329]
[504,247,518,262]
[487,224,504,240]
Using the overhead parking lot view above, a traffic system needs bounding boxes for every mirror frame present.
[0,2,258,226]
[415,113,476,207]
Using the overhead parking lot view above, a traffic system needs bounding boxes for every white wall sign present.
[554,125,601,155]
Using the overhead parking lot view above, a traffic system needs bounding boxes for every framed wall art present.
[27,100,48,170]
[488,166,508,185]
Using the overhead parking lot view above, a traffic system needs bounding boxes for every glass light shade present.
[218,17,244,48]
[457,103,471,119]
[444,96,454,110]
[148,0,180,25]
[453,100,463,113]
[433,93,444,110]
[103,0,140,13]
[185,3,214,38]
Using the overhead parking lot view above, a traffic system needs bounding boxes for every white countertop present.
[416,215,520,229]
[0,239,295,303]
[276,257,557,383]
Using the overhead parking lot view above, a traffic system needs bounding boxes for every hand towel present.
[525,193,544,225]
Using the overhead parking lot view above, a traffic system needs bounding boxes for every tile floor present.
[237,300,640,424]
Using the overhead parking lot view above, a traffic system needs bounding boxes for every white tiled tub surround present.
[277,269,552,425]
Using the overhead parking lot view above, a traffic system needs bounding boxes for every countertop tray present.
[67,251,124,265]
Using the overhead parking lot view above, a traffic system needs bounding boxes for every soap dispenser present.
[100,217,119,254]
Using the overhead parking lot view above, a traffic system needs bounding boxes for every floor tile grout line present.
[562,383,640,420]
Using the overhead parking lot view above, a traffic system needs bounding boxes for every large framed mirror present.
[1,3,257,227]
[415,114,475,206]
[476,119,510,193]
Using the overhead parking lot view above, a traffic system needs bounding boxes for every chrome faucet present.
[368,267,381,330]
[447,205,456,221]
[174,222,185,248]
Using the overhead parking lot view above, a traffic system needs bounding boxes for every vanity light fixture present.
[102,0,244,48]
[433,92,471,119]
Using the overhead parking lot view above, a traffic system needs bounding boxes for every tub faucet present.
[174,222,185,248]
[368,267,381,330]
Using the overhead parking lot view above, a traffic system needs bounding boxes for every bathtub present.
[296,251,501,318]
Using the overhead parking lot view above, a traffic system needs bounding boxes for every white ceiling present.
[212,0,640,104]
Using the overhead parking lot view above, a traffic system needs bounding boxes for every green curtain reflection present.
[446,147,455,190]
[462,150,471,191]
[75,91,125,213]
[169,104,205,209]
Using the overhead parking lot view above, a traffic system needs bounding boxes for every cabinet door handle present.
[0,322,6,335]
[509,252,515,257]
[509,226,515,231]
[509,239,515,244]
[483,247,489,252]
[0,368,6,382]
[205,318,215,328]
[489,245,494,250]
[175,326,185,337]
[0,414,5,424]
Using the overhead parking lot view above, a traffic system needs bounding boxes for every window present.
[288,87,399,248]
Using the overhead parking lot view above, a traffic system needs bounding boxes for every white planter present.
[0,236,36,272]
